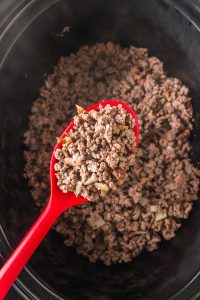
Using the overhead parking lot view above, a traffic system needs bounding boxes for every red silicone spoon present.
[0,100,139,299]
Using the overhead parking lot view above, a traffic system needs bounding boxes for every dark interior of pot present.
[0,0,200,299]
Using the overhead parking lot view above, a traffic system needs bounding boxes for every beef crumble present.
[24,42,199,265]
[54,104,136,201]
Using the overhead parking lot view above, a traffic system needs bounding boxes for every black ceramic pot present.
[0,0,200,299]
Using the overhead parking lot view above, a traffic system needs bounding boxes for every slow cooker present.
[1,0,200,299]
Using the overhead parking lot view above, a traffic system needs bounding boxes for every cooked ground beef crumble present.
[54,104,136,201]
[24,42,200,265]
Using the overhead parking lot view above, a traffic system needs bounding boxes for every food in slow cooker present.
[54,104,136,201]
[24,42,199,265]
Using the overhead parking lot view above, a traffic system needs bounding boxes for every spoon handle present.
[0,200,60,299]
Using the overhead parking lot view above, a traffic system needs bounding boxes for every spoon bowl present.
[50,99,139,211]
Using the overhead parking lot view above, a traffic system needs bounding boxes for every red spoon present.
[0,99,139,299]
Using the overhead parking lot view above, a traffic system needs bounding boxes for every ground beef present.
[24,42,200,265]
[54,104,136,201]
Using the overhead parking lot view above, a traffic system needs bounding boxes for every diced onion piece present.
[155,212,167,221]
